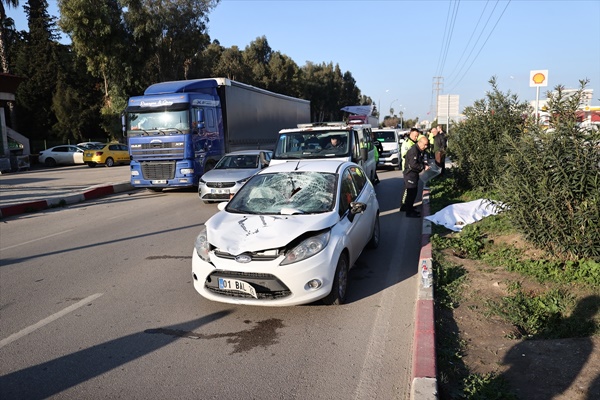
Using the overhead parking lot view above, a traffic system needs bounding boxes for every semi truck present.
[123,78,310,191]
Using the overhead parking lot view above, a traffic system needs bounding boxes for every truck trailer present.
[123,78,310,191]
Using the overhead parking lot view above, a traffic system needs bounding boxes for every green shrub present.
[496,80,600,261]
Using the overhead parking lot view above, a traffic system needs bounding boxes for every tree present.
[13,0,61,139]
[0,0,19,73]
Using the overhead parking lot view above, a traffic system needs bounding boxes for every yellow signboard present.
[530,70,549,87]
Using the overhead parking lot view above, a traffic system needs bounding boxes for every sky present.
[5,0,600,123]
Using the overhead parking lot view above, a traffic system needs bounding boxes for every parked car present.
[198,150,272,203]
[192,160,380,306]
[83,143,130,167]
[38,145,85,167]
[373,128,402,170]
[77,141,104,150]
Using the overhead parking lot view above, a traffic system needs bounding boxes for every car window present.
[227,171,336,215]
[54,147,68,152]
[109,144,119,151]
[349,166,367,193]
[120,145,128,151]
[339,168,358,216]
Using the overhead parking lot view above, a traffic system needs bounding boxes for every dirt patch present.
[437,238,600,400]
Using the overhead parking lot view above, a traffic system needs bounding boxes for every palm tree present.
[1,0,20,73]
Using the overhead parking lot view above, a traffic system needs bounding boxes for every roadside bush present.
[447,77,530,190]
[496,81,600,261]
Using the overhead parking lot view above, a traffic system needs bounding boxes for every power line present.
[447,0,512,93]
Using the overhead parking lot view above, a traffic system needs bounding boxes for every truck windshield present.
[273,131,350,159]
[127,110,189,137]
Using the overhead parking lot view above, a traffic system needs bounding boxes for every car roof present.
[223,150,271,156]
[258,159,354,175]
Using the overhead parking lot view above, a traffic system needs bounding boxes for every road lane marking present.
[0,293,104,349]
[0,229,74,251]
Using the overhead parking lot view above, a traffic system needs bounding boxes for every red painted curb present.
[83,186,115,200]
[412,299,437,378]
[0,200,48,217]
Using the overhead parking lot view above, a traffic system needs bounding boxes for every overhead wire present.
[444,0,491,84]
[447,0,511,93]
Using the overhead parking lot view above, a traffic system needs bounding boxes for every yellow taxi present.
[83,143,130,167]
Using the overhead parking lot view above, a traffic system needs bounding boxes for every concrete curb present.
[411,187,438,400]
[0,182,135,218]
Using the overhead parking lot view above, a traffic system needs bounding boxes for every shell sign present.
[530,70,549,87]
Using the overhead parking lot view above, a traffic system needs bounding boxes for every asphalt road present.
[0,167,423,399]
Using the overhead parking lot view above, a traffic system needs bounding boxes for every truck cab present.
[270,122,377,183]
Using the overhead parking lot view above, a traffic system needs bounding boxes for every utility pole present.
[432,77,443,121]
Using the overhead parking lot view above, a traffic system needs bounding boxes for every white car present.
[38,145,85,167]
[192,160,380,306]
[198,150,272,203]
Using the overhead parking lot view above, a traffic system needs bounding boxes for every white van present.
[271,122,378,183]
[372,128,402,170]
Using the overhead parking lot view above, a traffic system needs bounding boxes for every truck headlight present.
[280,230,330,265]
[131,170,139,176]
[180,168,194,174]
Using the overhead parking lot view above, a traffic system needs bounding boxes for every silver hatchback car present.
[198,150,272,203]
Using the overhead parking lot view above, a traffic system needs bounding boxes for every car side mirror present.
[350,201,367,215]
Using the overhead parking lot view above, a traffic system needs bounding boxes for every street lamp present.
[378,89,389,123]
[389,99,399,116]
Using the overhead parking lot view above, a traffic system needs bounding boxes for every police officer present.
[401,136,430,217]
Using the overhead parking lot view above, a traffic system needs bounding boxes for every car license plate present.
[152,180,167,184]
[211,188,230,194]
[218,278,257,298]
[86,153,92,157]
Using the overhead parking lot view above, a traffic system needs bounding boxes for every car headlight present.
[280,230,330,266]
[391,148,399,154]
[194,226,210,262]
[180,168,194,174]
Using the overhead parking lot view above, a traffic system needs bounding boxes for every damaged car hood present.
[207,211,338,255]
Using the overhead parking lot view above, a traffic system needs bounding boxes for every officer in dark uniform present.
[401,136,430,218]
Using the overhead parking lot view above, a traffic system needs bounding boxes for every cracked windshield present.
[227,172,336,214]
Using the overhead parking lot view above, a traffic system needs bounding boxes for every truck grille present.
[141,161,176,180]
[130,142,184,160]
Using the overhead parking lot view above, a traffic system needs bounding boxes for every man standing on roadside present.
[434,125,448,175]
[401,136,430,218]
[400,128,421,171]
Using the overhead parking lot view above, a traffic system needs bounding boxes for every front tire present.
[322,253,349,306]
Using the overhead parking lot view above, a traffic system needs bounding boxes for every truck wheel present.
[44,158,57,167]
[105,157,115,167]
[322,253,349,306]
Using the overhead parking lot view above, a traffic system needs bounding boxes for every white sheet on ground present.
[425,199,504,231]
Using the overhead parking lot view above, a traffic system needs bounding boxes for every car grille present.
[206,182,236,188]
[141,161,176,180]
[214,250,279,261]
[202,193,231,200]
[205,271,291,300]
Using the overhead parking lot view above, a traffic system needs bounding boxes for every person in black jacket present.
[434,125,448,175]
[401,136,430,217]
